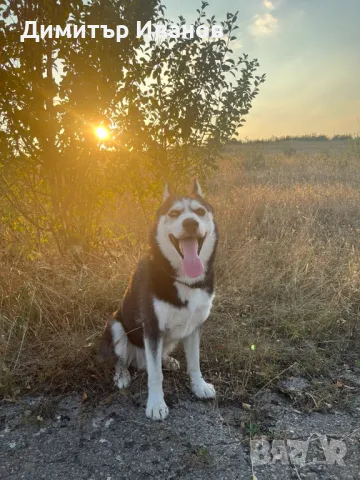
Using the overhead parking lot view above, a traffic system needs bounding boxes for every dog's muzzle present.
[169,233,206,258]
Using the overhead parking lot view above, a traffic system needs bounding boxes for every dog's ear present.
[163,183,172,202]
[191,178,203,198]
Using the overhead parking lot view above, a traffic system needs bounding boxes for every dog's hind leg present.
[162,356,180,371]
[111,318,132,389]
[162,343,180,371]
[114,358,131,389]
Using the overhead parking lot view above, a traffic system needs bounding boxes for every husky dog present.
[99,180,218,421]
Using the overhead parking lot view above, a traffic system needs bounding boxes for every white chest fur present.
[153,283,214,343]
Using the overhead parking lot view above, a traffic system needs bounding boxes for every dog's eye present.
[168,210,181,218]
[194,208,206,217]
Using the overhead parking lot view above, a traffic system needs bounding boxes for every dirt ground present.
[1,373,360,480]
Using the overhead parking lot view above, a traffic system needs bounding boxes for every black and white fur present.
[99,180,218,421]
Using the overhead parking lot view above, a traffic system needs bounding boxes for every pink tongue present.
[179,238,204,278]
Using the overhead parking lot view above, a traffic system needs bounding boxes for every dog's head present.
[153,179,217,281]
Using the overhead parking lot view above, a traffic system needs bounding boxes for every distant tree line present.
[230,134,355,144]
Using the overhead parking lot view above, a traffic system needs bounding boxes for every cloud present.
[249,13,279,36]
[231,38,243,50]
[264,0,275,10]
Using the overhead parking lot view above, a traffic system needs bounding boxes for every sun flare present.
[95,125,110,141]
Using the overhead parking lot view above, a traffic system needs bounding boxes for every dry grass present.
[2,141,360,402]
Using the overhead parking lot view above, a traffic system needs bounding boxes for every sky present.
[165,0,360,139]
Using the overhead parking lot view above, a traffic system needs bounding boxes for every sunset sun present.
[95,125,110,140]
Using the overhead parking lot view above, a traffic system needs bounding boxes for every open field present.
[1,139,360,407]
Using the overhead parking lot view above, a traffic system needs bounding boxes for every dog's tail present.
[97,314,116,363]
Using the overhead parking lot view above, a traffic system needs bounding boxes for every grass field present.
[2,139,360,406]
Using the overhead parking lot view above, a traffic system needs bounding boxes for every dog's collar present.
[173,277,207,289]
[156,260,209,289]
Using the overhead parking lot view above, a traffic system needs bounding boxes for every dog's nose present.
[182,218,199,234]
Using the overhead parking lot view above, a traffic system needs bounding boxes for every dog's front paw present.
[146,399,169,421]
[192,380,216,399]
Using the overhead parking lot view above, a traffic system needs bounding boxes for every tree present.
[0,0,265,253]
[114,3,265,193]
[0,0,160,252]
